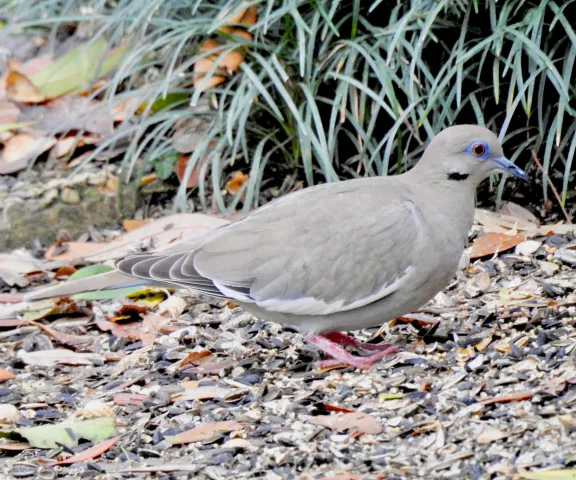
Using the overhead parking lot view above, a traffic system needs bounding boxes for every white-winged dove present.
[25,125,528,368]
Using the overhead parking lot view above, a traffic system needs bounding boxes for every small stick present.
[530,149,572,224]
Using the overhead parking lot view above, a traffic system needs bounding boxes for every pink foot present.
[307,335,399,370]
[323,332,396,352]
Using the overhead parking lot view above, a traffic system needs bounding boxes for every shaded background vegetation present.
[1,0,575,215]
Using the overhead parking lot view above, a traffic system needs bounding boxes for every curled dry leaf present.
[166,420,243,445]
[469,233,526,259]
[310,412,383,436]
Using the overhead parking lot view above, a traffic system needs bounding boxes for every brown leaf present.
[0,368,16,382]
[321,404,355,414]
[116,304,149,317]
[0,441,31,451]
[0,134,56,174]
[20,97,113,136]
[182,359,236,374]
[172,350,212,370]
[54,265,77,279]
[171,386,233,402]
[175,155,201,188]
[96,320,141,341]
[469,233,526,259]
[225,171,248,195]
[478,391,535,405]
[112,393,148,406]
[122,219,149,232]
[54,437,119,465]
[29,321,95,349]
[6,70,45,103]
[239,5,258,26]
[310,412,383,436]
[44,242,105,261]
[193,58,226,91]
[166,420,242,445]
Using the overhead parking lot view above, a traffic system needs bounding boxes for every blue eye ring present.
[466,141,490,159]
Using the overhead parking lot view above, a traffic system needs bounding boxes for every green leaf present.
[140,92,190,114]
[151,150,180,180]
[520,471,576,480]
[0,418,116,449]
[73,285,144,301]
[29,38,126,99]
[69,264,114,281]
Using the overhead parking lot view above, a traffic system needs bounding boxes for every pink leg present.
[307,335,398,370]
[323,332,396,352]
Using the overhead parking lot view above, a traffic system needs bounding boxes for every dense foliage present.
[2,0,575,213]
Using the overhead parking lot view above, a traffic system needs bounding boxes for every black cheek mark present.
[448,172,469,181]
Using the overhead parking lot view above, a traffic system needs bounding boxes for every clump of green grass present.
[2,0,575,214]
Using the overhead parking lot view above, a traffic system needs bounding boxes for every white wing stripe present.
[254,266,412,316]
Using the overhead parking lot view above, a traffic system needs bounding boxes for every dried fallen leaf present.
[122,219,149,232]
[96,320,141,341]
[171,386,232,402]
[54,265,77,279]
[6,70,45,103]
[310,412,382,436]
[17,349,103,367]
[175,155,201,188]
[478,391,535,405]
[225,171,248,195]
[30,321,95,349]
[469,233,526,259]
[44,242,105,261]
[476,425,506,444]
[166,420,242,445]
[112,393,148,406]
[0,133,56,174]
[193,58,226,91]
[54,437,119,465]
[0,369,15,382]
[169,350,213,371]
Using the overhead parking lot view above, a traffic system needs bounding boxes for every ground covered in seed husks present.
[0,205,575,480]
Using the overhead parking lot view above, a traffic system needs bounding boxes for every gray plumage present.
[25,125,528,340]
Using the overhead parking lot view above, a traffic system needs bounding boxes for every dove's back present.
[117,174,475,334]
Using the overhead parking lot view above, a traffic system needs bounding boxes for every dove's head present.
[415,125,528,186]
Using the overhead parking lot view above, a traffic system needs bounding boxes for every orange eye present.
[471,143,486,157]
